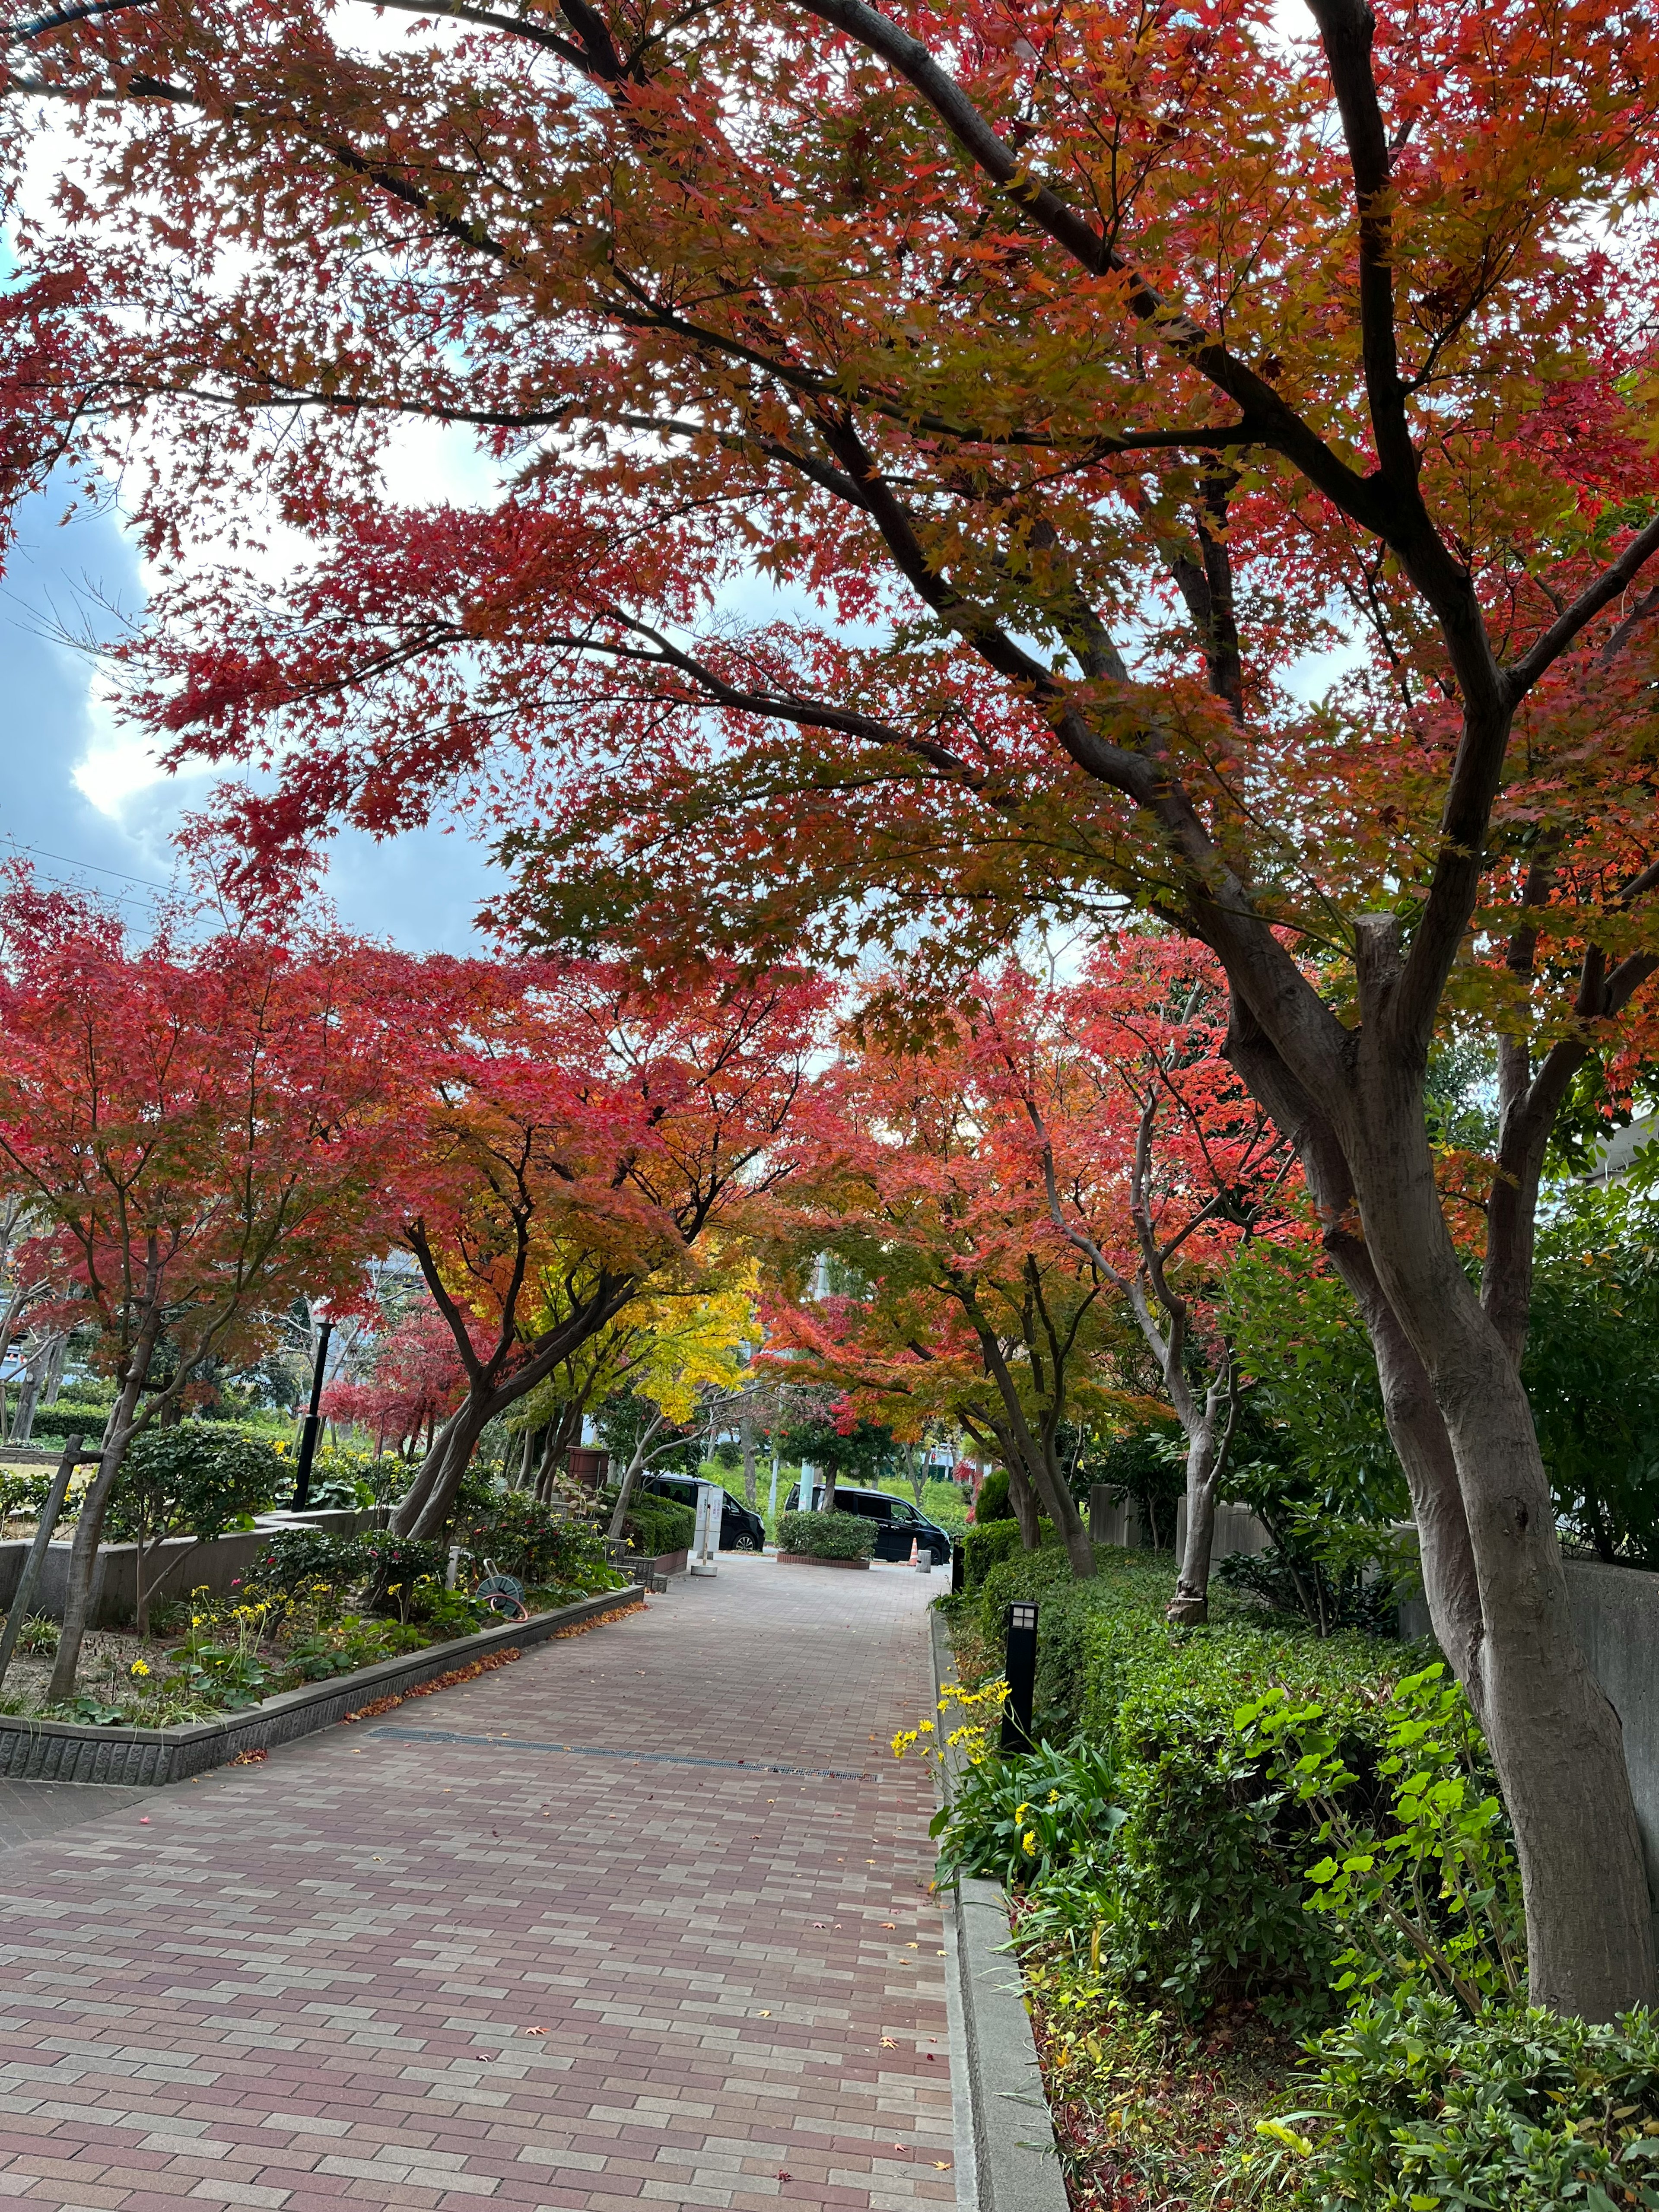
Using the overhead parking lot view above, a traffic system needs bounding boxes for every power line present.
[0,836,175,895]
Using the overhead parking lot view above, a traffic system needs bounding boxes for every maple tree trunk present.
[48,1310,160,1701]
[1003,1456,1041,1548]
[1167,1421,1227,1628]
[1227,998,1651,2011]
[1341,1063,1653,2016]
[741,1409,757,1508]
[389,1397,480,1537]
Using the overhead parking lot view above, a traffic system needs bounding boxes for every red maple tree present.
[0,880,409,1693]
[321,1305,471,1462]
[381,958,826,1537]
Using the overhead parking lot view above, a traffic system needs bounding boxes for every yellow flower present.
[1047,1789,1060,1804]
[1022,1831,1038,1856]
[1255,2120,1313,2156]
[1014,1804,1029,1823]
[130,1660,150,1678]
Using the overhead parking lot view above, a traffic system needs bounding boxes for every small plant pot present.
[775,1551,870,1569]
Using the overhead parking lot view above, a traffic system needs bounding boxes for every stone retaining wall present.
[0,1510,372,1627]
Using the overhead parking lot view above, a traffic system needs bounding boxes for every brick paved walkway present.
[0,1557,957,2212]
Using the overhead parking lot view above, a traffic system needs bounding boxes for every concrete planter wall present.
[0,1509,373,1627]
[0,1583,645,1786]
[775,1551,871,1569]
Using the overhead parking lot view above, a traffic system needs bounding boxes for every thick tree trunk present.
[1371,1208,1653,2015]
[1004,1455,1041,1548]
[389,1398,480,1536]
[398,1394,499,1539]
[741,1408,757,1507]
[1342,1046,1653,2016]
[1226,986,1653,2013]
[48,1313,160,1701]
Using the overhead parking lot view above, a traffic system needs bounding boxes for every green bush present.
[621,1494,696,1557]
[107,1428,285,1547]
[244,1527,446,1616]
[962,1519,1026,1589]
[953,1546,1412,2021]
[778,1507,874,1559]
[1242,1993,1659,2211]
[454,1490,614,1587]
[19,1402,112,1443]
[974,1468,1015,1521]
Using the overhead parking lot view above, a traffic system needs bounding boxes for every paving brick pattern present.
[0,1784,155,1852]
[0,1557,957,2212]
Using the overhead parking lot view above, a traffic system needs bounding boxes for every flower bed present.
[0,1516,628,1727]
[0,1586,647,1785]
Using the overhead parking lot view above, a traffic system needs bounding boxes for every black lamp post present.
[292,1317,333,1513]
[1001,1599,1039,1754]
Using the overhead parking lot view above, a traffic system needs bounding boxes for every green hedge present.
[624,1494,696,1557]
[15,1403,111,1443]
[961,1519,1025,1589]
[778,1508,875,1559]
[960,1543,1411,2018]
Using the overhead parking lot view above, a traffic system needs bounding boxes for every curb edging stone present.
[0,1584,647,1785]
[930,1605,1069,2212]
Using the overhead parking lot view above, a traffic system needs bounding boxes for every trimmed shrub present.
[623,1494,696,1557]
[974,1467,1014,1521]
[778,1508,875,1559]
[20,1402,112,1443]
[107,1427,284,1547]
[961,1519,1025,1589]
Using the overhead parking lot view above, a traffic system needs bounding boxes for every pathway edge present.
[930,1604,1069,2212]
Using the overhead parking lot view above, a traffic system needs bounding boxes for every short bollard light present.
[1001,1599,1038,1754]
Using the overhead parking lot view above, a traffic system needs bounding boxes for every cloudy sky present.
[0,470,505,954]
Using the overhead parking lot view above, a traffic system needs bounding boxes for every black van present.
[637,1470,766,1551]
[812,1483,953,1565]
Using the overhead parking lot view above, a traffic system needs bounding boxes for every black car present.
[638,1470,766,1551]
[812,1483,953,1565]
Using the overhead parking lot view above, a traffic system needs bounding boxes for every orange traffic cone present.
[907,1536,919,1568]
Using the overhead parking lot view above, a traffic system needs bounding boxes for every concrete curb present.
[930,1607,1069,2212]
[0,1584,646,1785]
